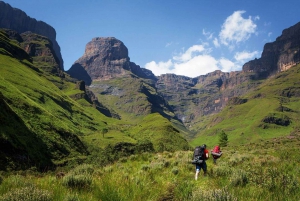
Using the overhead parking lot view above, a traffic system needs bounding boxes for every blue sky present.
[3,0,300,77]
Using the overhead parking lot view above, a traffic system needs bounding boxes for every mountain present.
[156,22,300,135]
[67,37,156,85]
[0,1,64,70]
[243,22,300,78]
[191,62,300,147]
[0,28,190,170]
[1,2,300,171]
[67,37,182,124]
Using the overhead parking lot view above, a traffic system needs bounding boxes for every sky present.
[3,0,300,78]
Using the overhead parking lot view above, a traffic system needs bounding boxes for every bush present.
[213,165,232,177]
[230,169,248,187]
[192,187,237,201]
[141,164,150,171]
[62,173,92,189]
[62,164,94,189]
[71,164,94,175]
[64,193,80,201]
[171,167,179,175]
[0,186,53,201]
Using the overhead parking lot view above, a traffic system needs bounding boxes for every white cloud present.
[219,11,258,46]
[144,60,173,75]
[173,45,205,62]
[213,38,220,47]
[218,58,238,72]
[173,55,219,77]
[144,10,261,78]
[234,51,259,62]
[268,32,272,37]
[145,44,220,77]
[203,29,213,40]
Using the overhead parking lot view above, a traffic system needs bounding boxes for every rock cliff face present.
[3,29,64,77]
[156,70,258,128]
[68,37,156,85]
[243,22,300,77]
[0,1,63,70]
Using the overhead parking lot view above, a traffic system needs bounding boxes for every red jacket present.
[204,149,209,160]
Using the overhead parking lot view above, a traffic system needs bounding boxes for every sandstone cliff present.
[243,22,300,77]
[67,37,156,85]
[3,29,64,77]
[0,1,64,70]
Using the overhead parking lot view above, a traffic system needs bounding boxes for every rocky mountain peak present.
[84,37,129,60]
[68,37,156,84]
[242,22,300,78]
[0,1,64,70]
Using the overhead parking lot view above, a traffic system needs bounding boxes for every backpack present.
[192,145,205,164]
[212,146,222,159]
[212,146,220,153]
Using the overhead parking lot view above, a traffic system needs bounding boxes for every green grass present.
[0,133,299,200]
[191,64,300,148]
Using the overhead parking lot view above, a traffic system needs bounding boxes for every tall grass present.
[0,135,299,200]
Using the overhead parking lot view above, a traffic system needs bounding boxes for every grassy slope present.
[0,132,299,201]
[0,31,190,169]
[191,64,300,147]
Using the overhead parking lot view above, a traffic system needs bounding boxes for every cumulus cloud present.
[234,51,260,63]
[145,60,173,75]
[218,58,237,72]
[219,10,258,46]
[144,10,261,78]
[173,45,206,62]
[173,55,219,77]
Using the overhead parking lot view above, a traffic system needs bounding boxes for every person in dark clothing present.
[194,144,209,180]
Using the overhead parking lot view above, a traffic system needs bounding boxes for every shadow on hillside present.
[67,63,92,85]
[0,92,53,171]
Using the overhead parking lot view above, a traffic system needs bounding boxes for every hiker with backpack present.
[192,144,209,180]
[211,145,222,164]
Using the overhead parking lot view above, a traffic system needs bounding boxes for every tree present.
[102,128,108,138]
[219,130,228,147]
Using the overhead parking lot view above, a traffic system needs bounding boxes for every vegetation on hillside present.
[0,29,189,170]
[0,133,299,200]
[191,63,300,148]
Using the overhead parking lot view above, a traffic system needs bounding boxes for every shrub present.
[64,193,80,201]
[192,187,237,201]
[0,176,2,185]
[171,167,179,175]
[230,169,248,187]
[0,186,53,201]
[62,173,92,189]
[62,164,94,189]
[71,164,94,175]
[213,165,232,177]
[141,164,150,171]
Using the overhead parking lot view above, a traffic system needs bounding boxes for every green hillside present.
[0,29,190,170]
[191,64,300,147]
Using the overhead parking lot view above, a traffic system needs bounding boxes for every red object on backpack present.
[212,146,221,159]
[213,146,220,153]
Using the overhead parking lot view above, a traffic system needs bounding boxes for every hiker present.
[192,144,209,180]
[211,145,222,164]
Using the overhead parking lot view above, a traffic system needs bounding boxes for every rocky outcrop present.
[2,29,64,77]
[243,22,300,77]
[0,1,63,70]
[156,70,261,127]
[68,37,156,84]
